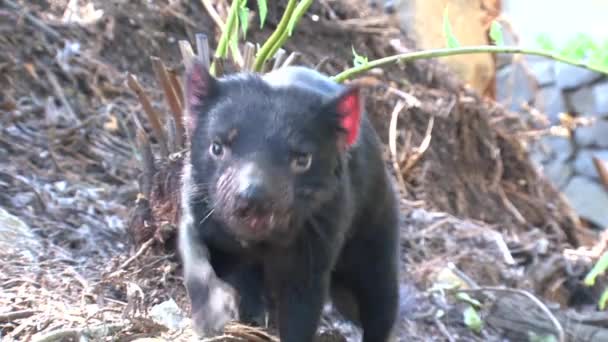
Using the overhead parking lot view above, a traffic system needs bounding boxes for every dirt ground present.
[1,0,608,341]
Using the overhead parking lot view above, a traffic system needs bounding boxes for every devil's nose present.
[235,184,267,215]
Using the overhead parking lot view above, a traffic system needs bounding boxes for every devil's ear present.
[326,86,362,150]
[184,58,218,137]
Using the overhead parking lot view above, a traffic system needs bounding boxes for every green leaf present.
[584,251,608,286]
[463,305,482,334]
[599,287,608,310]
[257,0,267,28]
[351,46,369,68]
[528,332,558,342]
[489,20,504,46]
[561,33,596,61]
[456,292,482,308]
[442,6,460,48]
[536,34,555,51]
[238,5,249,38]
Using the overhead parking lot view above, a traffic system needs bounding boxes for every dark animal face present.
[184,61,361,244]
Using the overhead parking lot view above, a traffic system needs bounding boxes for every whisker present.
[199,208,215,225]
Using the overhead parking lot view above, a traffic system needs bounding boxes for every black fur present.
[179,65,400,342]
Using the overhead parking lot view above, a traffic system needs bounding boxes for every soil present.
[1,0,607,341]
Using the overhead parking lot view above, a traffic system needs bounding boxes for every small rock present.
[529,61,555,86]
[497,64,535,112]
[555,62,603,90]
[573,150,608,179]
[530,135,573,165]
[543,136,574,157]
[543,157,573,189]
[149,299,188,331]
[0,207,41,262]
[593,81,608,115]
[563,176,608,228]
[574,119,608,147]
[567,86,596,116]
[535,86,567,123]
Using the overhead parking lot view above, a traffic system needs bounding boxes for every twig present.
[168,68,184,108]
[388,100,407,192]
[150,56,184,148]
[126,74,169,158]
[498,186,526,225]
[456,287,565,342]
[593,156,608,193]
[272,48,286,70]
[136,128,155,198]
[447,262,482,291]
[282,52,299,68]
[195,33,211,69]
[0,309,37,323]
[199,0,226,31]
[178,40,196,70]
[333,45,608,83]
[115,238,155,272]
[433,317,456,342]
[3,0,62,42]
[242,42,256,71]
[44,68,77,120]
[401,115,434,178]
[31,322,125,342]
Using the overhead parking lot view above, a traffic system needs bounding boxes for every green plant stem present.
[210,0,240,75]
[332,45,608,83]
[253,0,298,71]
[265,0,313,62]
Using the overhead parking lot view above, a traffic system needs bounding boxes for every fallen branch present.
[0,309,38,323]
[31,323,126,342]
[3,0,62,42]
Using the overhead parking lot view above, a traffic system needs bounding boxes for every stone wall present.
[497,0,608,229]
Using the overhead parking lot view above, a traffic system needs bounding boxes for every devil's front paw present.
[190,279,240,337]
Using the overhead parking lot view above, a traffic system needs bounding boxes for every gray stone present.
[573,149,608,179]
[543,157,574,189]
[149,299,188,330]
[563,176,608,228]
[497,64,535,112]
[0,207,41,262]
[545,135,574,158]
[567,86,596,116]
[574,118,608,147]
[530,135,572,165]
[529,61,555,86]
[593,81,608,115]
[535,86,567,123]
[555,62,603,90]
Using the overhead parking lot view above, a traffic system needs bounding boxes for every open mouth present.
[241,214,273,232]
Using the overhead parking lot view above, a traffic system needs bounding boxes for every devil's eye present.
[209,142,225,158]
[291,153,312,173]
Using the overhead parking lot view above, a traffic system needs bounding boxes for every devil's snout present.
[235,163,270,217]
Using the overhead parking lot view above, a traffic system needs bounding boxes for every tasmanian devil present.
[178,60,400,342]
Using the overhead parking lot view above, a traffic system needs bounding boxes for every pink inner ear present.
[337,88,361,147]
[185,61,211,135]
